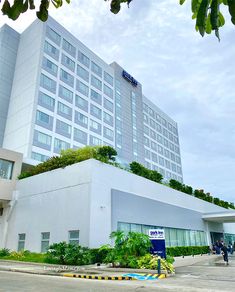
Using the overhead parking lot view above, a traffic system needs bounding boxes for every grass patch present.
[0,252,47,263]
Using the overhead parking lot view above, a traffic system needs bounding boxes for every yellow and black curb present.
[62,273,167,280]
[62,274,136,280]
[137,273,167,279]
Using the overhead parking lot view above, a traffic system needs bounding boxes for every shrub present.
[166,255,175,264]
[8,251,28,260]
[169,179,193,195]
[169,180,235,210]
[46,242,68,264]
[182,185,193,195]
[129,161,163,183]
[0,248,10,257]
[89,246,112,264]
[169,179,183,191]
[46,242,95,266]
[166,246,210,257]
[101,231,152,268]
[96,146,117,162]
[137,254,175,273]
[18,146,117,180]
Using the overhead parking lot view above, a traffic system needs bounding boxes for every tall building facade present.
[0,17,183,182]
[0,25,20,146]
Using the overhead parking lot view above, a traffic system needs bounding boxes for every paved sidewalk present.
[0,254,220,278]
[173,254,221,267]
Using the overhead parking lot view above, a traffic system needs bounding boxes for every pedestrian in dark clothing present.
[221,244,229,265]
[218,240,223,248]
[215,240,221,254]
[212,244,216,254]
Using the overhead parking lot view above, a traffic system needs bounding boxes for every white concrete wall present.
[0,148,23,201]
[3,159,235,251]
[88,160,229,247]
[5,159,93,251]
[0,25,20,146]
[0,204,10,248]
[3,20,44,157]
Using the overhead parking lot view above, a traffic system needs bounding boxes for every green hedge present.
[130,161,163,183]
[18,146,117,180]
[169,179,235,210]
[89,248,111,264]
[166,246,210,257]
[18,144,234,211]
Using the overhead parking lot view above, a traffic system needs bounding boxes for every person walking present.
[221,244,229,265]
[215,240,221,254]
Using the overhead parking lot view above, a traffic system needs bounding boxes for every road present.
[0,255,235,291]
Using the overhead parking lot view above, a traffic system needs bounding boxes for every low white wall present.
[5,160,93,251]
[3,159,235,251]
[88,160,229,247]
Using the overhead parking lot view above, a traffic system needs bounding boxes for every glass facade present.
[44,41,59,60]
[38,92,55,111]
[54,138,70,153]
[62,38,76,57]
[224,233,235,244]
[62,54,75,72]
[77,64,89,82]
[31,152,49,162]
[59,86,73,103]
[41,232,50,253]
[33,130,52,151]
[40,74,56,93]
[18,233,26,251]
[117,222,207,247]
[32,23,181,183]
[143,99,183,182]
[69,230,79,245]
[76,80,89,97]
[0,159,14,180]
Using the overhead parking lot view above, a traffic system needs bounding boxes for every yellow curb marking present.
[62,273,167,280]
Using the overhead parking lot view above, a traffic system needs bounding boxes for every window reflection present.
[0,159,14,180]
[117,221,207,247]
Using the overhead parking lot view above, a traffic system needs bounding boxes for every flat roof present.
[202,211,235,223]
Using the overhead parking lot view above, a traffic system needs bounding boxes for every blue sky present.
[1,0,235,203]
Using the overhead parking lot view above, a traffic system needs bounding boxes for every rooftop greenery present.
[18,146,235,210]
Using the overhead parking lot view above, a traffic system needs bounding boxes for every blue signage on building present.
[149,229,166,259]
[122,70,138,87]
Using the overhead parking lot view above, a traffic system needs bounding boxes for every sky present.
[1,0,235,203]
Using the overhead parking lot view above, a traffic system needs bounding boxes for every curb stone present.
[0,267,61,276]
[63,274,136,280]
[62,273,167,280]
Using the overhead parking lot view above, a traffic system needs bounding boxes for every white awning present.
[202,211,235,223]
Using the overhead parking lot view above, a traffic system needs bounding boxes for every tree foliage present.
[1,0,234,40]
[18,145,117,179]
[169,179,193,195]
[130,161,163,183]
[169,179,235,210]
[1,0,70,21]
[46,242,94,265]
[102,231,152,268]
[166,245,210,257]
[180,0,234,41]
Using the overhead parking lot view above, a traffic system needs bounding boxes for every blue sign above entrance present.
[122,70,138,87]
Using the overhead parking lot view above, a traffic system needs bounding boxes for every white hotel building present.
[0,16,183,183]
[1,17,235,253]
